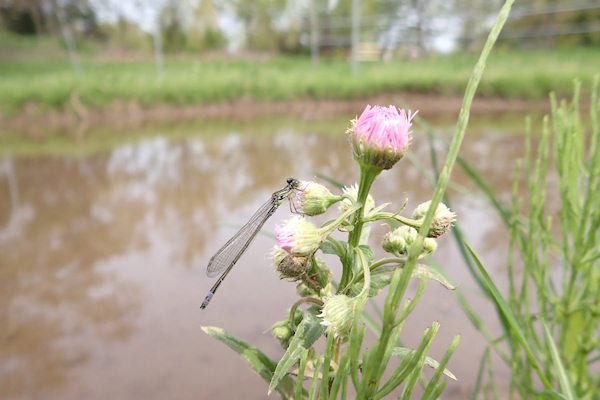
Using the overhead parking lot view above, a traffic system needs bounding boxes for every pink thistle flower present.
[348,105,417,170]
[275,216,321,256]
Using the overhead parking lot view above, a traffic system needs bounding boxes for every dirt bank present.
[1,93,552,138]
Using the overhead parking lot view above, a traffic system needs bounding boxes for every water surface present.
[1,111,536,399]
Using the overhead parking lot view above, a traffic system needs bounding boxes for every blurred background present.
[0,0,599,399]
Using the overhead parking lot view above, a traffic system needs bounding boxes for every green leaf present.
[466,243,555,392]
[391,347,457,381]
[202,326,294,399]
[348,265,396,297]
[348,263,455,298]
[358,245,374,265]
[269,308,325,394]
[413,263,457,290]
[320,239,346,258]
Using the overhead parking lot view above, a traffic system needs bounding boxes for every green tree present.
[220,0,287,51]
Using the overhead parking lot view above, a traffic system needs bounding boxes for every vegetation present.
[435,79,600,399]
[1,33,598,117]
[3,1,599,399]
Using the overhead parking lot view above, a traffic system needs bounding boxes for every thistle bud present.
[271,320,293,349]
[319,294,357,338]
[275,216,322,256]
[422,237,438,254]
[294,181,341,216]
[382,225,437,256]
[347,105,416,170]
[412,201,456,238]
[339,183,375,216]
[382,225,417,254]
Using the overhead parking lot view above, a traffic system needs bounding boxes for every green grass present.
[1,33,599,116]
[426,79,600,399]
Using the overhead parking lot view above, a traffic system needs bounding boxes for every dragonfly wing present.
[206,198,275,277]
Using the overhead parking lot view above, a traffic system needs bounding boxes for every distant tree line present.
[1,0,598,54]
[0,0,99,36]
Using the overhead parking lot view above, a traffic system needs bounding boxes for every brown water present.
[0,111,534,399]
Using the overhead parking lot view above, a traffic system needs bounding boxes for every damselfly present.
[200,178,300,309]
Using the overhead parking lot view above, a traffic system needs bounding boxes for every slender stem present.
[364,212,421,229]
[369,257,405,271]
[341,258,405,294]
[302,271,322,294]
[348,165,379,248]
[326,236,345,257]
[322,204,362,236]
[341,165,379,290]
[288,297,325,329]
[356,247,372,300]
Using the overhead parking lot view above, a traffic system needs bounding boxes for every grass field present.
[1,33,598,116]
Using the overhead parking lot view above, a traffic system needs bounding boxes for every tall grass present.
[433,79,600,399]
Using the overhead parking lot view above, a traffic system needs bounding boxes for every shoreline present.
[1,93,554,137]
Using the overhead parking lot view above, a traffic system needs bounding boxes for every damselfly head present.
[287,177,300,188]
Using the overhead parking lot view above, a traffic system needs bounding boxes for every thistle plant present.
[201,1,516,396]
[203,105,460,399]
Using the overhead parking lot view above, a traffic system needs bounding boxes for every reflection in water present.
[0,114,530,399]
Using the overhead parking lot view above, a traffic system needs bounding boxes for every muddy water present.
[0,111,535,399]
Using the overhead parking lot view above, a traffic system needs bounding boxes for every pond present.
[0,109,539,399]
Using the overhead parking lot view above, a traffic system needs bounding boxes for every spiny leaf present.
[414,264,457,290]
[269,308,325,394]
[202,326,294,399]
[348,263,455,298]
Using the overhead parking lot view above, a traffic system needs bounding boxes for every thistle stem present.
[348,165,379,248]
[288,297,324,329]
[340,165,380,291]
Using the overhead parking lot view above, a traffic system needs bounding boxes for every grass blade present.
[465,244,555,392]
[541,321,576,400]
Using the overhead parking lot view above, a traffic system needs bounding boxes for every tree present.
[220,0,287,51]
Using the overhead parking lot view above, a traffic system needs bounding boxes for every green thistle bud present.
[382,225,417,254]
[382,225,437,256]
[319,294,357,338]
[412,201,456,238]
[294,181,341,216]
[271,320,293,349]
[422,238,438,254]
[339,183,375,217]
